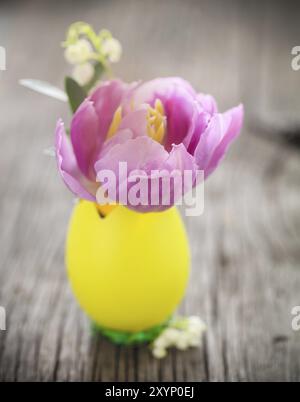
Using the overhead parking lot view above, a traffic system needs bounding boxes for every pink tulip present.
[55,78,243,212]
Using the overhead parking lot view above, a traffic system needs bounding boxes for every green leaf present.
[91,318,171,345]
[65,76,87,113]
[19,79,67,102]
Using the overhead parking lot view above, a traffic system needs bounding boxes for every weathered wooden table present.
[0,0,300,381]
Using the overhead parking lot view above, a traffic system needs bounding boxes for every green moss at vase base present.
[91,319,170,345]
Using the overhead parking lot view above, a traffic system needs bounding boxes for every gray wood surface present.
[0,0,300,382]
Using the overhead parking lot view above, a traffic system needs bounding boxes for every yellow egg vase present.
[66,200,190,344]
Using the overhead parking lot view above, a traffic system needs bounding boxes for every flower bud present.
[153,335,168,350]
[175,333,190,351]
[65,39,93,65]
[162,328,180,344]
[72,62,94,86]
[152,347,167,359]
[102,38,122,63]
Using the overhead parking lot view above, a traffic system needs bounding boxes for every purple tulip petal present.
[162,92,195,151]
[166,143,197,173]
[197,93,218,115]
[125,144,198,213]
[194,104,243,177]
[55,76,243,213]
[95,136,169,208]
[165,143,199,196]
[70,99,100,180]
[206,104,244,176]
[90,79,135,140]
[55,119,97,201]
[95,137,199,212]
[95,135,169,177]
[194,113,230,170]
[132,77,196,104]
[98,129,135,159]
[131,77,197,151]
[183,102,210,155]
[119,108,148,137]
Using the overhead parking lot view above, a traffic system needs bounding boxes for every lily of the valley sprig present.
[152,316,207,359]
[62,22,122,113]
[63,22,122,88]
[19,22,121,113]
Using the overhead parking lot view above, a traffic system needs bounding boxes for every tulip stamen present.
[106,106,122,139]
[130,98,135,111]
[147,99,166,144]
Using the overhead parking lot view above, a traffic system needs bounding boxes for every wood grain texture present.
[0,0,300,382]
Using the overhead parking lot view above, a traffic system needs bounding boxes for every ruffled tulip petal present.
[166,143,198,174]
[125,144,198,213]
[55,119,97,201]
[95,137,199,212]
[197,93,218,115]
[206,104,244,176]
[90,79,134,140]
[131,77,197,150]
[119,108,148,137]
[55,76,243,213]
[95,135,169,177]
[132,77,196,103]
[95,136,169,207]
[98,129,135,158]
[70,99,100,180]
[183,102,210,155]
[194,104,243,177]
[162,92,195,151]
[164,143,199,197]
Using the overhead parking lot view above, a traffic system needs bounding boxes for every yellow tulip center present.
[146,99,166,144]
[106,105,122,139]
[100,99,166,216]
[106,99,166,144]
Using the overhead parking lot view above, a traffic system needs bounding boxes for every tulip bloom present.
[55,78,243,212]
